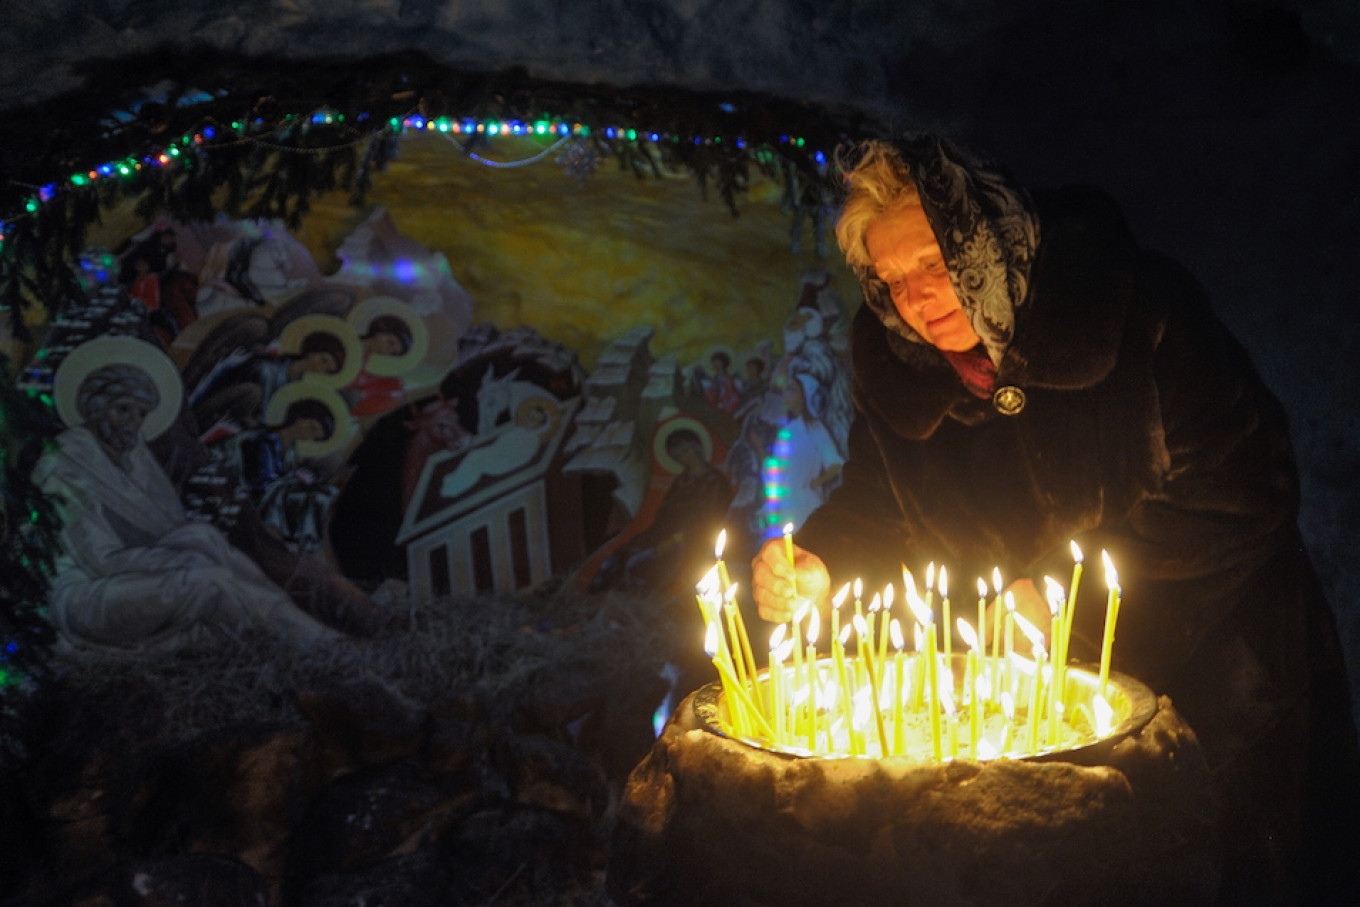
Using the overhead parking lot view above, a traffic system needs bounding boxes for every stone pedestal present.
[608,683,1220,906]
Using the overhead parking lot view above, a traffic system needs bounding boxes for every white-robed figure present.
[33,336,341,649]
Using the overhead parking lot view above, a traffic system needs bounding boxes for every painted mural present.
[22,209,854,647]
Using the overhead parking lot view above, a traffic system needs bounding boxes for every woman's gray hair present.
[76,363,159,422]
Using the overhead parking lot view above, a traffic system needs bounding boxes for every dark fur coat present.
[797,186,1358,899]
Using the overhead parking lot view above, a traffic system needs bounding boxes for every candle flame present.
[704,621,720,658]
[977,576,988,598]
[1012,611,1046,654]
[724,582,740,605]
[956,617,979,651]
[839,623,853,646]
[1004,590,1016,614]
[1043,575,1064,614]
[696,564,721,599]
[882,582,894,611]
[852,613,869,637]
[905,581,932,626]
[832,582,851,610]
[926,561,936,589]
[853,577,863,600]
[769,623,787,651]
[938,565,948,598]
[869,593,882,614]
[890,617,905,650]
[992,566,1003,595]
[914,622,925,652]
[900,564,916,597]
[783,522,795,538]
[773,637,796,663]
[807,608,820,645]
[715,529,727,560]
[1071,539,1084,563]
[793,601,811,625]
[1102,549,1119,590]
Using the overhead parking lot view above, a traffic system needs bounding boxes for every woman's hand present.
[751,538,831,623]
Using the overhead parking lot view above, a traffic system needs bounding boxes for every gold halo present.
[277,314,362,388]
[346,296,429,378]
[53,336,183,440]
[652,416,714,474]
[264,381,354,458]
[515,395,562,442]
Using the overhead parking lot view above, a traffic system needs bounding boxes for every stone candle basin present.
[608,667,1221,906]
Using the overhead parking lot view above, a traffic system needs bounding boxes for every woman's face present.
[865,204,980,352]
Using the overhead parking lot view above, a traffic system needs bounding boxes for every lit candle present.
[990,567,1004,701]
[999,691,1015,756]
[707,621,759,736]
[1013,612,1046,754]
[769,625,790,744]
[975,577,988,706]
[877,584,894,671]
[939,566,951,662]
[853,612,889,754]
[904,581,941,761]
[957,617,982,756]
[714,529,732,591]
[806,608,820,750]
[1004,590,1019,703]
[1043,576,1066,746]
[1098,550,1122,697]
[867,592,882,679]
[890,618,906,755]
[782,522,796,568]
[1063,541,1084,668]
[722,584,749,688]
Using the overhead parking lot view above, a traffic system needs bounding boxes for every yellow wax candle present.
[926,627,942,761]
[1042,577,1067,746]
[1098,550,1122,697]
[722,600,749,688]
[877,584,894,671]
[923,562,936,644]
[705,622,748,735]
[862,644,889,757]
[943,687,958,759]
[725,584,760,710]
[1063,541,1084,670]
[975,577,988,701]
[939,566,951,662]
[1000,691,1016,757]
[805,608,820,750]
[990,567,1004,701]
[837,622,855,736]
[866,593,881,678]
[972,662,985,756]
[714,529,732,591]
[770,625,789,744]
[1012,612,1046,754]
[890,618,906,755]
[956,617,981,757]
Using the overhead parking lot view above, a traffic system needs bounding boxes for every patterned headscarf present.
[855,135,1040,367]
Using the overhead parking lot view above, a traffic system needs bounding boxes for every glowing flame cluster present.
[697,533,1126,760]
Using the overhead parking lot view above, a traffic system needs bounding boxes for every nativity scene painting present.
[18,160,858,652]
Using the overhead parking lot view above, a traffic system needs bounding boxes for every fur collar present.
[852,186,1140,439]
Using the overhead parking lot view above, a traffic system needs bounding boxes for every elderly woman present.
[34,363,342,650]
[751,135,1357,901]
